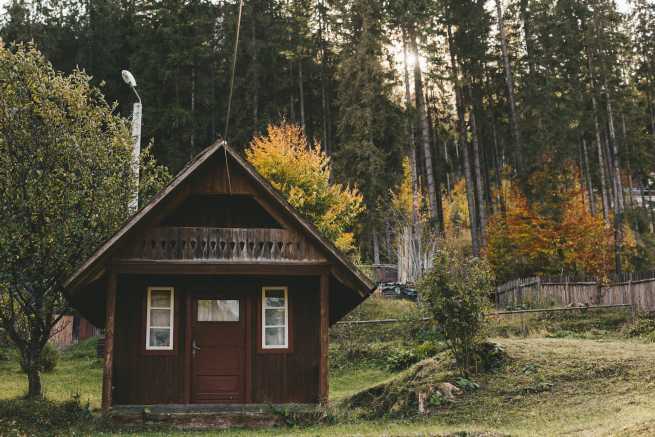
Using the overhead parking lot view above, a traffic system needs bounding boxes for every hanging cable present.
[223,0,245,193]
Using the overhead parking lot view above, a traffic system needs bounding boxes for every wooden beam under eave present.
[319,272,329,404]
[102,272,117,412]
[112,260,331,276]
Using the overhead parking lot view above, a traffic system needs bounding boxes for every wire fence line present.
[335,303,634,326]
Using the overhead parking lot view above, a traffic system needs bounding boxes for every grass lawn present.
[330,367,394,402]
[2,305,655,436]
[0,338,102,408]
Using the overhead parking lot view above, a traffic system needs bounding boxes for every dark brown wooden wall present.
[112,275,320,405]
[161,194,283,228]
[113,276,186,405]
[251,277,320,404]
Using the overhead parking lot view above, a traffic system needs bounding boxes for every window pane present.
[197,300,239,322]
[264,308,285,326]
[151,309,171,327]
[265,289,285,308]
[264,327,285,346]
[149,328,171,347]
[151,290,171,307]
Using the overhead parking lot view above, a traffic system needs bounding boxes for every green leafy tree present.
[419,247,494,374]
[0,43,169,398]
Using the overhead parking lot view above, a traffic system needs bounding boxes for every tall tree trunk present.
[646,78,655,138]
[385,217,393,262]
[605,89,623,273]
[468,85,487,247]
[622,114,634,206]
[251,10,259,130]
[641,177,654,232]
[519,0,536,79]
[579,142,587,208]
[582,138,596,215]
[495,0,522,169]
[372,228,380,265]
[286,0,295,122]
[426,86,446,235]
[402,28,420,244]
[24,344,43,399]
[603,129,617,211]
[605,84,624,211]
[587,47,610,222]
[211,60,217,137]
[27,367,42,399]
[190,63,196,157]
[318,0,329,154]
[590,9,624,273]
[447,24,480,256]
[410,28,439,230]
[298,58,306,133]
[491,117,506,215]
[401,28,422,274]
[444,140,452,194]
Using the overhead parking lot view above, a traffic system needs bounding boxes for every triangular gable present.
[64,141,374,299]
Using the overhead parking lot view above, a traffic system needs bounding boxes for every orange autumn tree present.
[245,122,364,255]
[486,162,633,283]
[486,185,561,283]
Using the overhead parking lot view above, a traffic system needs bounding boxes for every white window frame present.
[145,287,175,351]
[261,286,289,349]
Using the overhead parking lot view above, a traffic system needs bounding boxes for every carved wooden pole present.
[319,272,329,404]
[102,272,117,412]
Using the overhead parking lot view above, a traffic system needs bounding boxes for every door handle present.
[192,339,200,357]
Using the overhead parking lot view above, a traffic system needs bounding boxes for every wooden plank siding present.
[112,275,320,406]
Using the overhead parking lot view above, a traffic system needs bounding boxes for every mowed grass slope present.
[78,338,655,437]
[1,300,655,436]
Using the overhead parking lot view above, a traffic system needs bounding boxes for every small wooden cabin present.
[64,141,374,411]
[50,315,100,348]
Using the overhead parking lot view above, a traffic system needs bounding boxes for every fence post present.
[629,279,636,322]
[596,280,602,306]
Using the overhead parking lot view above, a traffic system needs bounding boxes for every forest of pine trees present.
[3,0,655,282]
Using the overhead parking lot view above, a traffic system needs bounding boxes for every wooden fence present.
[495,273,655,313]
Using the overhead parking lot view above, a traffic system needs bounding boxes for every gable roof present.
[64,140,375,298]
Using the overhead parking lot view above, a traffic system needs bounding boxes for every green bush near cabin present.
[0,396,94,436]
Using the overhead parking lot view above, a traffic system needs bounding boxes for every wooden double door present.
[190,291,249,403]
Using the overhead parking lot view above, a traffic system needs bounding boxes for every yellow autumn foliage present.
[245,122,364,255]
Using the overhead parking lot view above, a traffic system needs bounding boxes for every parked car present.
[379,282,418,301]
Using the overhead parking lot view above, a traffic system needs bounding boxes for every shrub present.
[0,396,92,436]
[413,341,440,359]
[386,349,418,371]
[623,316,655,340]
[475,341,508,372]
[455,377,480,392]
[385,342,443,372]
[419,247,495,375]
[20,343,59,374]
